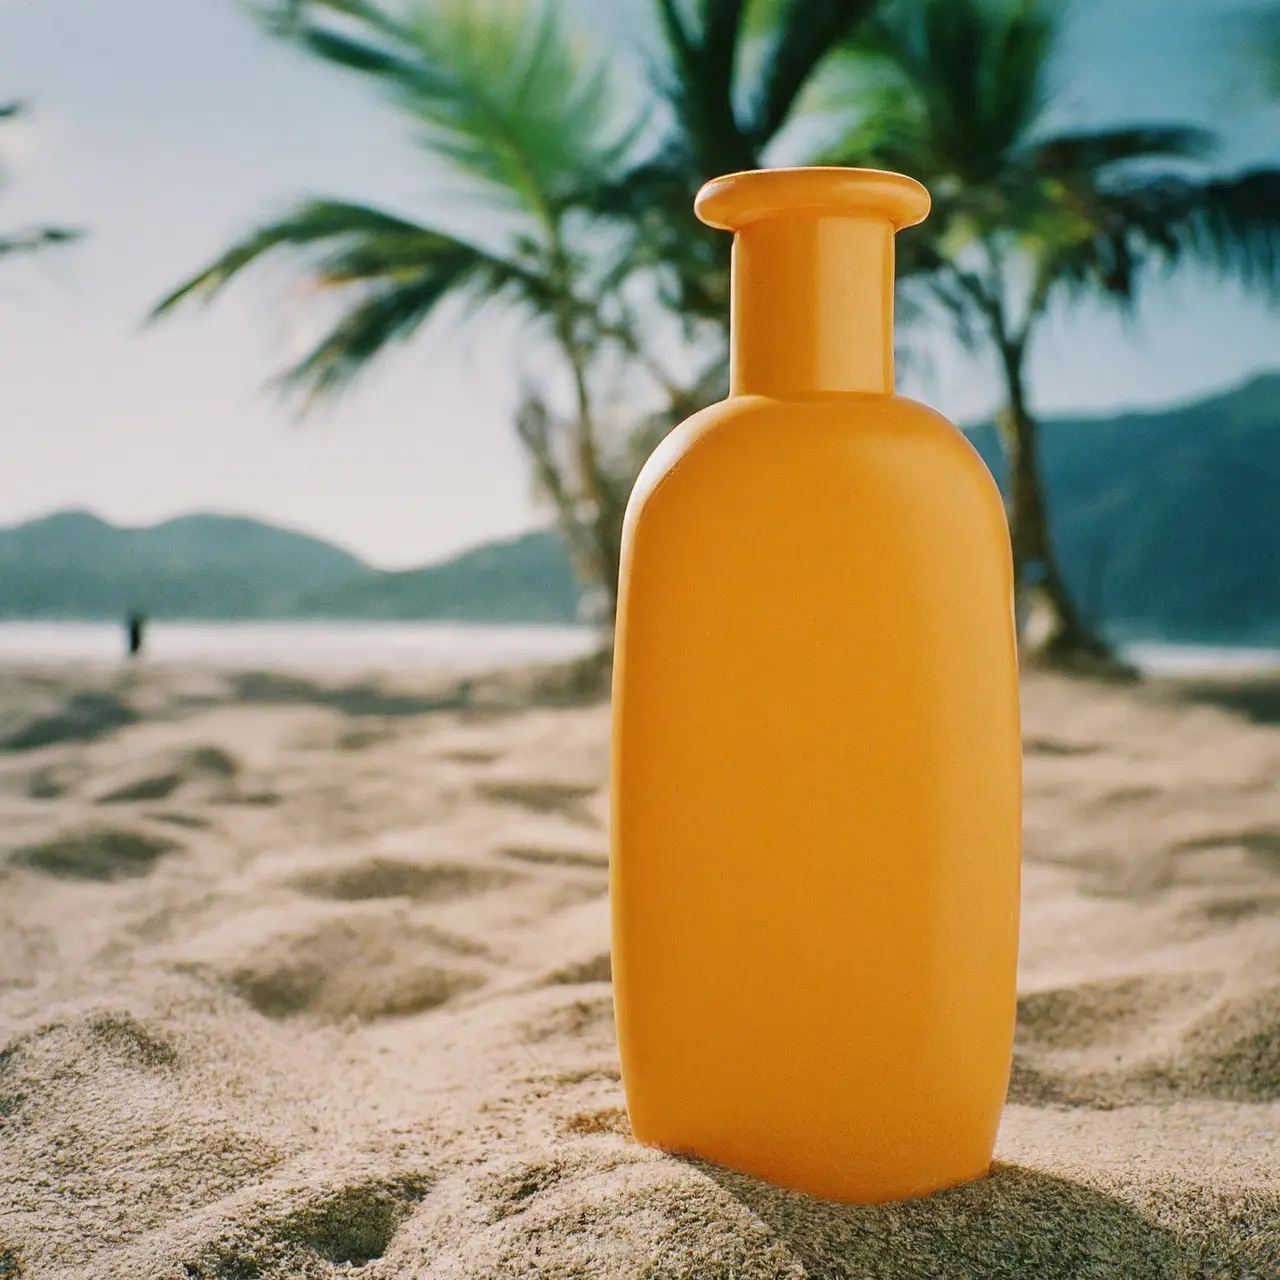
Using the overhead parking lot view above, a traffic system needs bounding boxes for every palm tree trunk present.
[513,363,620,635]
[563,346,621,628]
[540,236,621,631]
[995,342,1123,673]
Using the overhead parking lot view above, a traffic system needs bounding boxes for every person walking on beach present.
[126,611,147,659]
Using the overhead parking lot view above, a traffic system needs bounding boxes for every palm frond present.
[604,0,773,320]
[1030,125,1215,178]
[1052,168,1280,305]
[978,0,1054,162]
[700,0,750,114]
[255,0,409,69]
[652,0,755,174]
[740,0,787,38]
[0,102,82,260]
[0,225,82,261]
[282,254,521,399]
[810,49,930,171]
[827,0,1055,185]
[653,0,697,60]
[262,0,637,227]
[746,0,880,146]
[259,0,402,38]
[149,197,541,398]
[149,199,460,314]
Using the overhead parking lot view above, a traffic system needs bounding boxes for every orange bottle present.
[610,168,1022,1204]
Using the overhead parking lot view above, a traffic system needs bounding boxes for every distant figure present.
[126,611,147,660]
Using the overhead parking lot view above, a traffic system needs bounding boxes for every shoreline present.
[1,619,1279,683]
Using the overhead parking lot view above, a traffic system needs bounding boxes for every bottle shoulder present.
[627,393,998,524]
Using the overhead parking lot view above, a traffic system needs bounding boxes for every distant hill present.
[1,371,1277,640]
[0,511,368,619]
[296,531,581,624]
[0,510,583,625]
[965,371,1280,646]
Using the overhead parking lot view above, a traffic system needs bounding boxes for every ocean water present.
[0,621,601,671]
[0,622,1277,678]
[1121,642,1280,677]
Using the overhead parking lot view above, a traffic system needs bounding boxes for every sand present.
[0,658,1277,1278]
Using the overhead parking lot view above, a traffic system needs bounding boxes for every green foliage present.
[152,199,543,398]
[149,0,1280,647]
[260,0,637,224]
[0,99,83,265]
[819,0,1280,333]
[821,0,1055,183]
[153,0,663,619]
[591,0,883,333]
[0,225,80,262]
[746,0,882,145]
[798,0,1280,662]
[644,0,879,170]
[154,0,642,398]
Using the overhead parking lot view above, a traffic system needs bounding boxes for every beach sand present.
[0,660,1277,1278]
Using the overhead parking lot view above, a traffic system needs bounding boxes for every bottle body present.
[610,390,1021,1203]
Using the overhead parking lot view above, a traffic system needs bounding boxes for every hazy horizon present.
[3,0,1279,569]
[4,364,1278,568]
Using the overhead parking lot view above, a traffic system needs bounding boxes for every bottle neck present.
[729,216,895,398]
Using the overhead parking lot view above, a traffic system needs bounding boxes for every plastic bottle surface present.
[610,167,1022,1205]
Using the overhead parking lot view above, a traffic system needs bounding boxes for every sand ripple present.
[0,664,1276,1277]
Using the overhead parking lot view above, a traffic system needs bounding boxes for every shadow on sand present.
[1156,674,1280,726]
[0,651,613,754]
[0,691,140,752]
[229,650,611,718]
[229,671,474,718]
[685,1159,1187,1280]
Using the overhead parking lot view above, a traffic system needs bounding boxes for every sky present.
[1,0,1278,569]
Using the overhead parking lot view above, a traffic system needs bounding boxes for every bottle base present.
[629,1120,996,1205]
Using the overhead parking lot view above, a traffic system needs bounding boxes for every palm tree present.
[1239,3,1280,99]
[1249,6,1280,97]
[152,0,892,624]
[599,0,881,352]
[809,0,1280,670]
[0,101,80,264]
[151,0,653,623]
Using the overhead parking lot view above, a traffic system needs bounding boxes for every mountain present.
[1,371,1277,639]
[0,511,368,619]
[0,511,583,625]
[964,371,1280,645]
[296,531,581,624]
